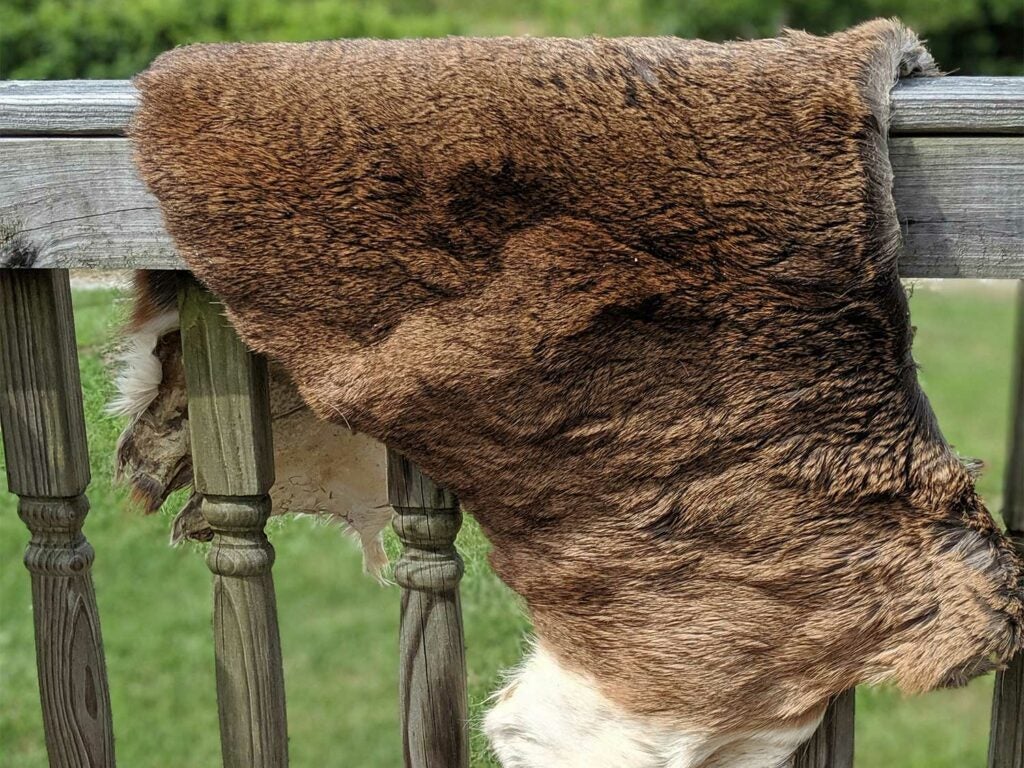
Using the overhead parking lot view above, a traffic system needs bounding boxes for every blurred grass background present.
[0,0,1021,78]
[0,0,1021,764]
[1,282,1018,767]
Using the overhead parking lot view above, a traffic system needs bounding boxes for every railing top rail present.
[1,76,1023,137]
[0,76,1022,275]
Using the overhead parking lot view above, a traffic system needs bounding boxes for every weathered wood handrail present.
[1,75,1022,768]
[1,78,1023,277]
[3,77,1022,136]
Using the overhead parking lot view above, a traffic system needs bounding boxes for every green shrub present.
[1,0,1020,79]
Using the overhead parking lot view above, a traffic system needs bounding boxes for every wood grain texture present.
[892,137,1024,278]
[178,281,288,768]
[0,138,176,269]
[179,281,275,496]
[2,77,1019,136]
[988,281,1024,768]
[889,77,1024,135]
[0,80,139,136]
[0,269,115,768]
[388,448,469,768]
[0,270,89,495]
[1,135,1022,277]
[792,690,855,768]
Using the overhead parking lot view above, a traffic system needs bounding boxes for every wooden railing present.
[0,77,1022,768]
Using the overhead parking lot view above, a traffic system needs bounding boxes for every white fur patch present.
[484,646,821,768]
[107,310,180,419]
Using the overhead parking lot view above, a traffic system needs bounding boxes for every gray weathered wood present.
[792,690,855,768]
[178,280,288,768]
[1,135,1022,277]
[388,448,469,768]
[1,77,1020,137]
[890,77,1024,135]
[892,136,1024,278]
[0,269,115,768]
[0,138,175,268]
[0,80,139,136]
[988,280,1024,768]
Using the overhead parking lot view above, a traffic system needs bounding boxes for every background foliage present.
[1,0,1022,79]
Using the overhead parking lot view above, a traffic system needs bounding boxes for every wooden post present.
[793,690,855,768]
[988,280,1024,768]
[0,268,115,767]
[388,448,469,768]
[178,281,288,768]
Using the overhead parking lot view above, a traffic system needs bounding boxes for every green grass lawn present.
[0,281,1018,767]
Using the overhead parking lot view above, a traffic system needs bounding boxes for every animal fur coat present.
[131,18,1024,739]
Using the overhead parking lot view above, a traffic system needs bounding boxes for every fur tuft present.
[107,309,180,420]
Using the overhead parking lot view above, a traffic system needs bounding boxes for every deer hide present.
[130,19,1024,732]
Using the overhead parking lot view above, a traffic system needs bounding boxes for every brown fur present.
[130,20,1024,731]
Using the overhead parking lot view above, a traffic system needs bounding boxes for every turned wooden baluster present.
[388,448,469,768]
[0,268,115,767]
[178,281,288,768]
[792,691,855,768]
[988,280,1024,768]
